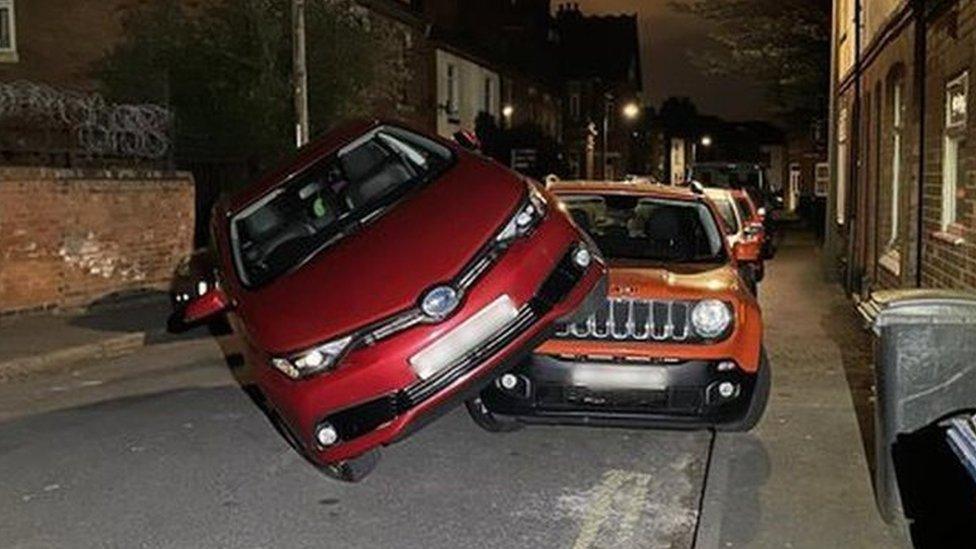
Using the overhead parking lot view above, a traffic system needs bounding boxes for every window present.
[559,194,727,264]
[0,0,16,58]
[942,135,960,229]
[231,126,454,287]
[482,77,492,114]
[836,107,849,225]
[942,72,968,230]
[888,79,904,248]
[446,64,460,121]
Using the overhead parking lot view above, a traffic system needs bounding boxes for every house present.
[826,0,976,294]
[554,3,643,180]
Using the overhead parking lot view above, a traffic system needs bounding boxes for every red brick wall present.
[0,167,194,313]
[922,2,976,291]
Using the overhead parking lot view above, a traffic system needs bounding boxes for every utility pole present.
[292,0,309,148]
[602,92,613,180]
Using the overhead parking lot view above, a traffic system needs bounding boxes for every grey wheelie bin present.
[858,290,976,525]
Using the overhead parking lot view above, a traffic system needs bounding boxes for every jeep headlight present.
[691,300,733,339]
[271,336,353,380]
[496,183,548,244]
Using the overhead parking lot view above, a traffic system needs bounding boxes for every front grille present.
[554,298,704,343]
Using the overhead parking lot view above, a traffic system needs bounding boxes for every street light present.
[622,102,641,120]
[700,135,713,147]
[502,104,514,119]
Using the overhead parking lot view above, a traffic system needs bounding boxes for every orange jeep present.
[467,181,769,432]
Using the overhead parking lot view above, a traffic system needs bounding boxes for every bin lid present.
[863,289,976,334]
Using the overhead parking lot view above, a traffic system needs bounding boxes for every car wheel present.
[465,396,523,433]
[717,347,770,432]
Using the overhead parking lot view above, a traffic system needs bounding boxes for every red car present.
[184,121,606,480]
[705,188,765,293]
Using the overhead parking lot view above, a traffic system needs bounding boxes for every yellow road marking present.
[572,469,653,549]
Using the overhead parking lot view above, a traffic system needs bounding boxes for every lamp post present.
[292,0,309,148]
[602,93,613,179]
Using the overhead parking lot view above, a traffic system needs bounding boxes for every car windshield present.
[711,196,740,234]
[560,194,727,263]
[231,126,453,287]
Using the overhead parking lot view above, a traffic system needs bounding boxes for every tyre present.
[465,395,523,433]
[717,347,771,432]
[322,450,380,483]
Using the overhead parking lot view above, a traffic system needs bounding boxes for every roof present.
[547,180,700,201]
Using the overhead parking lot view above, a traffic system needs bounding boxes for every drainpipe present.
[913,0,927,288]
[845,0,864,293]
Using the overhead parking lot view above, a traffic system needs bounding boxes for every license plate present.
[569,364,667,391]
[409,295,519,381]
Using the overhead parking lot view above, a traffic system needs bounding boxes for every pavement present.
[0,296,208,381]
[0,228,910,548]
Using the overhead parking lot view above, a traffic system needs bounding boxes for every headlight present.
[496,183,548,244]
[691,300,732,339]
[271,336,353,380]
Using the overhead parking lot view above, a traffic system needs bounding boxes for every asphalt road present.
[0,229,907,549]
[0,339,710,549]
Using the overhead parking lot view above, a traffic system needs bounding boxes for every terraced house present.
[827,0,976,294]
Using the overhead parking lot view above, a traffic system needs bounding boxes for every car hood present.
[605,260,742,301]
[235,155,525,355]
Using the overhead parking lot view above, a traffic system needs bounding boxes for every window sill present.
[932,230,966,246]
[0,50,19,64]
[879,250,901,277]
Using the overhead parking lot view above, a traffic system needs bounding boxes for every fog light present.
[500,373,519,390]
[316,423,339,447]
[717,361,737,372]
[573,247,592,268]
[718,382,737,399]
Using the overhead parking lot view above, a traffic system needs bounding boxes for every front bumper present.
[480,354,759,429]
[251,213,607,465]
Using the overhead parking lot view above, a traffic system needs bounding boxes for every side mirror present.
[453,129,482,152]
[184,287,231,325]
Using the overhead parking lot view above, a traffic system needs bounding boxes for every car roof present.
[547,180,701,201]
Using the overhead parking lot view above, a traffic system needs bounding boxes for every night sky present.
[558,0,770,122]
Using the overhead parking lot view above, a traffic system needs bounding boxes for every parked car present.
[690,162,780,258]
[169,248,217,328]
[182,120,607,481]
[466,180,769,433]
[705,188,765,294]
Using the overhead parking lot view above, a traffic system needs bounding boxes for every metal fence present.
[0,80,172,166]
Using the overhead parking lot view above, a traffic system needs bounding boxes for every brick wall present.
[922,2,976,291]
[0,167,194,313]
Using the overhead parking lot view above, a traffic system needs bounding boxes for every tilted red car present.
[184,121,606,480]
[467,181,769,432]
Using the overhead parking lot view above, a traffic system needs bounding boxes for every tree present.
[670,0,830,132]
[95,0,408,177]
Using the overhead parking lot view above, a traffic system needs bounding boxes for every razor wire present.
[0,80,172,160]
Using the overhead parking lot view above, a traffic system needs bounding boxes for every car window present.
[560,194,727,264]
[735,196,755,220]
[231,126,453,287]
[711,196,740,234]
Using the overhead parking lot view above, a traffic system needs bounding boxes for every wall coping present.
[0,166,194,181]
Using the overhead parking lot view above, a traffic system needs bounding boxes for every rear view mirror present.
[183,288,231,325]
[453,129,482,152]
